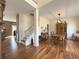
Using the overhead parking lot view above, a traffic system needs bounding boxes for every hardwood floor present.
[1,36,79,59]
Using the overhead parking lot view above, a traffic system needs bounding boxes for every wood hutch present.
[56,13,67,39]
[56,21,67,39]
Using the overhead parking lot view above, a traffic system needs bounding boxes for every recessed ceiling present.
[40,0,79,20]
[4,0,35,22]
[4,0,79,21]
[33,0,53,7]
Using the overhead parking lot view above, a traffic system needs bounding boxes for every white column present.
[33,8,39,47]
[16,14,19,42]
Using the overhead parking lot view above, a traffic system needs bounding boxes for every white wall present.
[66,17,77,39]
[50,17,79,39]
[19,13,50,46]
[19,13,34,46]
[39,16,50,35]
[3,17,16,22]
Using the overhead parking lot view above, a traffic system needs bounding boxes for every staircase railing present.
[23,24,34,40]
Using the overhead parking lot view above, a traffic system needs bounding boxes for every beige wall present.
[19,13,34,46]
[75,17,79,31]
[50,19,57,33]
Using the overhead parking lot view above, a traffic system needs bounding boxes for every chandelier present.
[57,13,62,23]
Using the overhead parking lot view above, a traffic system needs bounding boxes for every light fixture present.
[57,13,62,23]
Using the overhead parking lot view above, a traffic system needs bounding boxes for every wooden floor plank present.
[1,36,79,59]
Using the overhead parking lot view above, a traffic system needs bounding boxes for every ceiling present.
[4,0,35,22]
[4,0,79,21]
[33,0,53,7]
[40,0,79,20]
